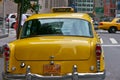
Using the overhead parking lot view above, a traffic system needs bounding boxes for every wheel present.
[11,22,15,28]
[108,27,117,33]
[2,75,7,80]
[2,72,8,80]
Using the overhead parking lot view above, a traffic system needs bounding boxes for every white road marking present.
[100,38,103,44]
[109,38,118,44]
[102,45,120,47]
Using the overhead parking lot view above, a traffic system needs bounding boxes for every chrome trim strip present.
[2,71,105,80]
[2,65,105,80]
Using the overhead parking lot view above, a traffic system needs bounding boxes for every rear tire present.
[11,22,15,28]
[2,76,7,80]
[108,27,117,33]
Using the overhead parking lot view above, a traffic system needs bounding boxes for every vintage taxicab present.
[2,7,105,80]
[98,18,120,33]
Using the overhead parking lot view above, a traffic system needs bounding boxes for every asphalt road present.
[0,28,16,80]
[97,30,120,80]
[0,29,120,80]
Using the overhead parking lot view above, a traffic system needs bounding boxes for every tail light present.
[6,18,9,22]
[3,44,10,72]
[96,43,102,72]
[99,22,103,25]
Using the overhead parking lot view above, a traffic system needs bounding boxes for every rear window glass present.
[21,18,93,38]
[10,15,16,18]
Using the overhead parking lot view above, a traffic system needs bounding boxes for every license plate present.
[43,64,61,74]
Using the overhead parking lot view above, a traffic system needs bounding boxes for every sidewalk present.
[0,33,9,39]
[0,28,16,57]
[0,28,9,39]
[0,28,16,46]
[0,24,9,39]
[0,28,16,45]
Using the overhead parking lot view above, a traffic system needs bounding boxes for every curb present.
[0,34,9,39]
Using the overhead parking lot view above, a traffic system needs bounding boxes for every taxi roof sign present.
[51,7,74,13]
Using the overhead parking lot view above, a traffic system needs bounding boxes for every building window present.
[50,0,52,8]
[91,0,93,2]
[91,9,93,11]
[106,0,110,3]
[110,9,115,13]
[83,0,86,2]
[112,0,114,3]
[78,4,81,6]
[87,0,90,2]
[78,8,81,11]
[87,4,90,7]
[87,8,90,11]
[82,8,86,11]
[91,4,93,7]
[45,0,48,8]
[100,2,103,6]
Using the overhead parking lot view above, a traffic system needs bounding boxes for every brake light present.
[96,44,102,71]
[99,22,103,25]
[3,44,10,71]
[96,44,102,60]
[6,18,9,22]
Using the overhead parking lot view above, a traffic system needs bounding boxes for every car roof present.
[26,13,92,22]
[114,18,120,20]
[111,17,120,21]
[8,13,17,15]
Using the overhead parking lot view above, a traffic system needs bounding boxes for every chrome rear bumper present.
[2,65,106,80]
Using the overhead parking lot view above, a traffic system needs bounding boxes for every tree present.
[13,0,39,39]
[13,0,31,38]
[14,0,20,3]
[0,0,2,2]
[14,0,39,13]
[14,0,31,13]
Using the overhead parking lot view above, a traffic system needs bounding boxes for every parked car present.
[6,13,17,28]
[98,18,120,33]
[6,13,31,28]
[93,20,99,30]
[2,7,105,80]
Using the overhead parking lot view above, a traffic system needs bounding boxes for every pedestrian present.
[14,14,27,30]
[13,17,18,31]
[13,14,27,38]
[21,14,27,27]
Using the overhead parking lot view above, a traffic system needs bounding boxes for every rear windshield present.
[20,18,93,38]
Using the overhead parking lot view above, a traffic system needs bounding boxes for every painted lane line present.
[109,38,118,44]
[100,38,103,44]
[102,45,120,47]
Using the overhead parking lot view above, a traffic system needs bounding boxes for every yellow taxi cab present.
[98,18,120,33]
[2,7,105,80]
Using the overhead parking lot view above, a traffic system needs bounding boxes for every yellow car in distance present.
[2,7,105,80]
[98,18,120,33]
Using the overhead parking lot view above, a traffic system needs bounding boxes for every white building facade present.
[75,0,95,13]
[38,0,68,13]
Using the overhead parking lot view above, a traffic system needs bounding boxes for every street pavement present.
[0,28,120,80]
[0,28,16,56]
[0,28,9,39]
[0,28,16,46]
[0,27,16,79]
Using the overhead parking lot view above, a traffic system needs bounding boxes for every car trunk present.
[14,36,92,61]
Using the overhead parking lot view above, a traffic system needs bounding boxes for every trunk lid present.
[14,36,92,60]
